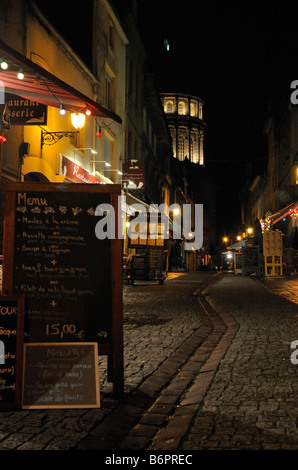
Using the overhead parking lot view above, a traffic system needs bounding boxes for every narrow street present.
[0,271,216,450]
[0,271,297,452]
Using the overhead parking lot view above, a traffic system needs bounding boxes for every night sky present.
[34,1,298,234]
[137,1,298,234]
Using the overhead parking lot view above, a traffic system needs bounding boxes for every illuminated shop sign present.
[1,93,47,126]
[60,155,102,184]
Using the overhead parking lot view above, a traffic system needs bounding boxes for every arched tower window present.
[199,103,203,119]
[190,128,199,163]
[166,101,173,113]
[178,135,185,160]
[190,101,197,117]
[178,101,186,115]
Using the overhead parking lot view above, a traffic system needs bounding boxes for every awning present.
[0,38,121,123]
[228,239,247,250]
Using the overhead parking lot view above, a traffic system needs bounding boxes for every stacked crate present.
[263,230,283,276]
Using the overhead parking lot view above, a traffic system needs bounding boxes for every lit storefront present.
[0,38,121,183]
[0,37,121,260]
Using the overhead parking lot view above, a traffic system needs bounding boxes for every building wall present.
[0,0,103,187]
[124,11,147,164]
[0,0,124,251]
[243,103,298,240]
[92,0,127,182]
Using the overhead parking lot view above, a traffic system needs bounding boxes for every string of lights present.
[0,57,94,119]
[1,57,25,79]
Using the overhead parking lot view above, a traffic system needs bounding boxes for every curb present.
[77,273,219,450]
[147,276,239,450]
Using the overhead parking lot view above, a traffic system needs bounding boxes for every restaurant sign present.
[123,160,145,189]
[1,93,47,126]
[60,155,102,184]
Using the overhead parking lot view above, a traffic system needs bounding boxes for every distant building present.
[242,98,298,248]
[160,93,206,165]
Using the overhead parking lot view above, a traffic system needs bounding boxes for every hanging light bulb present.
[60,104,66,115]
[71,112,85,130]
[17,68,24,79]
[85,107,92,116]
[96,126,102,137]
[0,58,8,70]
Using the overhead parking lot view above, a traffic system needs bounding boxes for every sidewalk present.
[178,273,298,450]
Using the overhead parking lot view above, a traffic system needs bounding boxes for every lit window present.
[166,101,173,113]
[178,101,185,115]
[190,102,197,117]
[178,136,185,160]
[199,103,203,119]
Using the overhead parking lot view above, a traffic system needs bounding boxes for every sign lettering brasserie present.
[1,93,47,126]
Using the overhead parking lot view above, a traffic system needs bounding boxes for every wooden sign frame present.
[0,294,24,409]
[2,182,123,399]
[22,342,100,409]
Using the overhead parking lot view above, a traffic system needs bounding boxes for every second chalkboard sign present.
[22,343,100,409]
[242,245,261,276]
[0,294,24,409]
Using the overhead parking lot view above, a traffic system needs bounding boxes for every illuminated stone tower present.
[160,93,206,165]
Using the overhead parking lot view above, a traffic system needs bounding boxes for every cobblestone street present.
[180,274,298,450]
[0,271,298,452]
[0,271,215,451]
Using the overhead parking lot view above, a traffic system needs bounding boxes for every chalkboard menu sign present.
[148,246,165,271]
[0,294,24,409]
[242,245,261,276]
[234,252,242,274]
[131,255,146,279]
[22,343,100,409]
[3,183,123,398]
